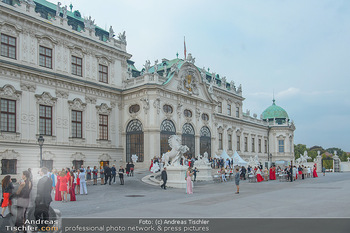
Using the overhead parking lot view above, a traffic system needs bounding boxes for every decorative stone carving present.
[153,98,161,114]
[230,81,236,92]
[0,149,20,159]
[154,60,159,73]
[178,69,199,96]
[56,2,61,17]
[140,98,150,114]
[170,61,180,74]
[43,151,55,160]
[20,82,36,92]
[118,31,126,44]
[35,92,57,106]
[201,67,207,82]
[68,98,87,111]
[71,152,86,161]
[109,26,114,40]
[196,107,201,121]
[0,23,22,37]
[221,76,227,88]
[98,153,112,161]
[143,60,151,74]
[85,96,97,104]
[56,90,69,99]
[186,53,195,64]
[35,35,57,48]
[0,85,22,100]
[177,101,183,118]
[62,5,68,19]
[96,103,112,115]
[84,16,96,31]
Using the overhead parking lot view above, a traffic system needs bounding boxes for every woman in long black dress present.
[118,166,125,185]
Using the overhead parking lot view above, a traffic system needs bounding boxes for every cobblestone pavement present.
[47,170,350,218]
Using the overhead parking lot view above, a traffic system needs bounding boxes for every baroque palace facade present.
[0,0,295,179]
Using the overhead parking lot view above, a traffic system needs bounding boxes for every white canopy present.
[213,154,220,159]
[220,149,231,160]
[231,151,248,166]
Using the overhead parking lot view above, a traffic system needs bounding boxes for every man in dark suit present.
[34,167,53,228]
[161,167,167,190]
[104,165,112,185]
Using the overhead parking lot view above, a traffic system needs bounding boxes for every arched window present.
[163,105,173,114]
[200,126,211,158]
[184,109,192,118]
[160,120,176,155]
[182,123,195,158]
[126,120,144,162]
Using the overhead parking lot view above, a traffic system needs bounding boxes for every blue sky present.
[53,0,350,151]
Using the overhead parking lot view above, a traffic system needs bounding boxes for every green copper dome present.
[262,99,289,121]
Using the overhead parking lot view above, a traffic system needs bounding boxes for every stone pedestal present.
[166,165,188,188]
[196,166,213,181]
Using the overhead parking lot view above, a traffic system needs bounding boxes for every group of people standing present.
[1,167,54,229]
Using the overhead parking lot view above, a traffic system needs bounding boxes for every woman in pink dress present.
[186,167,194,194]
[55,174,62,201]
[69,171,76,201]
[313,164,318,178]
[256,168,264,182]
[59,171,68,202]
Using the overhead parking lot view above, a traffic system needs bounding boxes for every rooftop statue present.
[84,16,95,30]
[118,31,127,44]
[161,135,189,166]
[56,2,61,17]
[62,5,67,19]
[109,26,114,40]
[154,60,159,73]
[144,60,151,74]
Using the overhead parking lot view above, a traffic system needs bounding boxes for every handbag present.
[0,198,3,206]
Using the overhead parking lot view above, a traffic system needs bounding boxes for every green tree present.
[308,150,318,162]
[326,147,344,156]
[294,144,307,159]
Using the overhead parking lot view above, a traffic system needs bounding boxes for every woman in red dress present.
[256,168,264,182]
[59,171,68,202]
[69,171,76,201]
[55,174,62,201]
[313,164,318,178]
[76,169,80,194]
[269,166,276,180]
[149,159,153,171]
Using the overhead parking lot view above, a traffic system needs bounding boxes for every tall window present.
[126,120,144,162]
[218,102,222,113]
[279,139,285,153]
[1,99,16,132]
[200,127,211,158]
[99,64,108,83]
[1,34,16,59]
[244,137,248,152]
[258,139,262,153]
[42,160,53,171]
[39,105,52,136]
[228,134,232,150]
[39,46,52,69]
[237,136,241,151]
[72,110,82,138]
[252,138,255,152]
[265,139,267,153]
[72,56,82,76]
[219,133,223,150]
[160,120,176,155]
[73,160,83,170]
[227,104,231,116]
[1,159,17,175]
[182,123,195,158]
[236,107,240,118]
[99,114,108,140]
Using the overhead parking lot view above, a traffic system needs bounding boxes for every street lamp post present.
[38,135,44,168]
